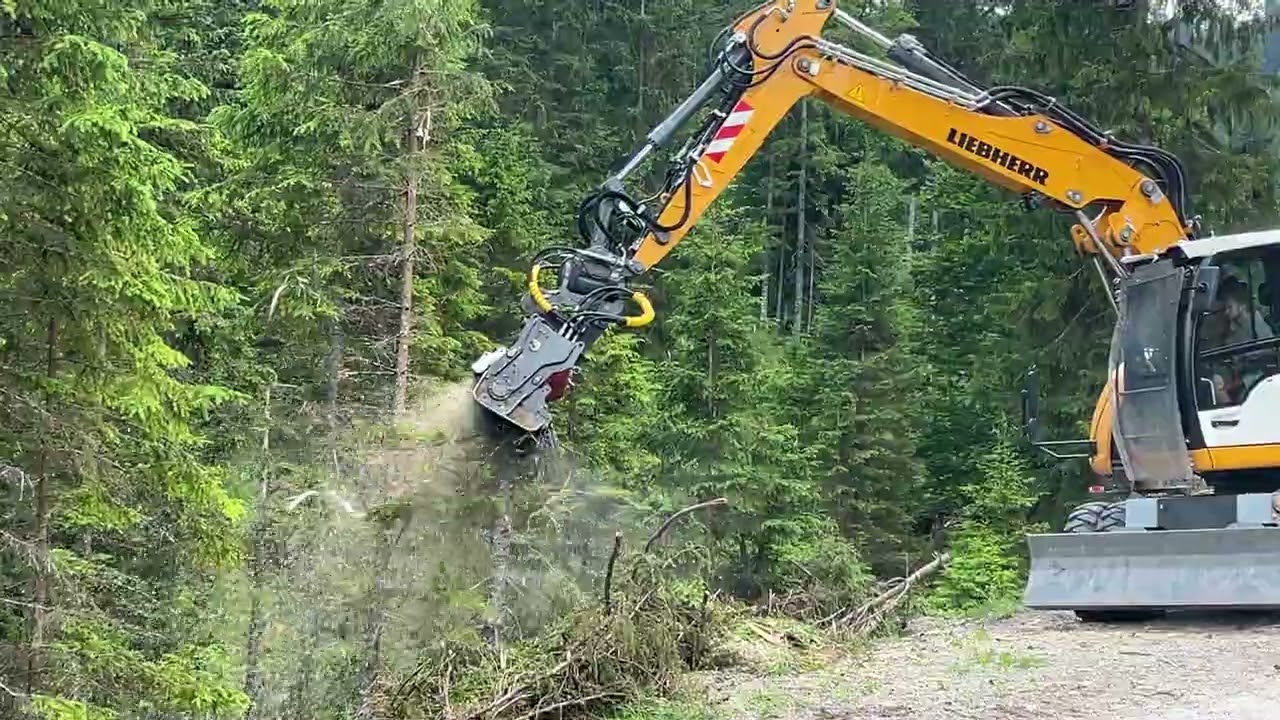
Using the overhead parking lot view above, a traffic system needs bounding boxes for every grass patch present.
[722,615,840,677]
[971,647,1046,670]
[816,671,878,703]
[608,695,715,720]
[743,687,796,719]
[961,596,1023,620]
[949,627,1045,674]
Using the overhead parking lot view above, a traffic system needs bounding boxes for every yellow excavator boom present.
[472,0,1192,459]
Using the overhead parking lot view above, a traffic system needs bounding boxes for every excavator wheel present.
[1062,501,1108,533]
[1061,501,1165,624]
[1095,502,1126,533]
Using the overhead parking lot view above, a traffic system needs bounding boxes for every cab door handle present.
[1211,419,1240,428]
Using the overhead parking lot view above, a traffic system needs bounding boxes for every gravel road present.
[708,610,1280,720]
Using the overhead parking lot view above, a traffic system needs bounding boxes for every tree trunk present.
[393,64,427,417]
[793,102,808,338]
[241,537,266,720]
[707,334,718,417]
[775,207,786,324]
[761,155,774,322]
[481,463,513,650]
[26,317,57,694]
[242,385,274,720]
[807,213,816,332]
[635,0,646,131]
[904,195,917,280]
[286,605,321,719]
[324,314,344,427]
[906,195,917,249]
[355,521,406,720]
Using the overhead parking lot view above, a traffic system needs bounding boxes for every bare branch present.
[267,281,291,321]
[828,553,951,633]
[512,691,625,720]
[309,72,407,90]
[0,676,27,699]
[602,531,622,615]
[0,596,53,612]
[644,498,728,553]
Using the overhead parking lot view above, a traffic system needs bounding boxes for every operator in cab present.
[1208,277,1273,347]
[1201,276,1274,406]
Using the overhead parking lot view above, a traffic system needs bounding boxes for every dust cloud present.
[238,377,654,718]
[370,378,491,500]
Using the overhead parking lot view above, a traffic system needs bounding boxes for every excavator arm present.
[472,0,1195,435]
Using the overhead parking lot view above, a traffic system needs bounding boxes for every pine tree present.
[645,204,840,597]
[804,157,926,570]
[1,1,248,716]
[204,1,500,716]
[213,0,494,415]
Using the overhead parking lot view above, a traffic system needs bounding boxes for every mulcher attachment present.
[471,316,584,434]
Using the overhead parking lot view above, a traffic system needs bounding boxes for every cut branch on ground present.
[827,553,951,636]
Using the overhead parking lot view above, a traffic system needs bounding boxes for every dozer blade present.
[471,315,583,434]
[1024,527,1280,610]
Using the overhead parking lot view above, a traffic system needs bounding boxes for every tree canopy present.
[3,1,1279,718]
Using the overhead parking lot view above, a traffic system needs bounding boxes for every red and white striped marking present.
[703,100,754,163]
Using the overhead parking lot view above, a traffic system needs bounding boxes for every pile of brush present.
[819,553,950,637]
[393,499,730,720]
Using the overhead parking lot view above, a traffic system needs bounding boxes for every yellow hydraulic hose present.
[527,263,655,327]
[624,291,655,328]
[528,264,554,313]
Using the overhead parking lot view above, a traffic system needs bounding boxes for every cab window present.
[1195,247,1280,409]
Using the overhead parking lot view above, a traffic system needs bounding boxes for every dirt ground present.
[701,610,1280,720]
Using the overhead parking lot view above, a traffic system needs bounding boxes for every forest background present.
[4,0,1280,718]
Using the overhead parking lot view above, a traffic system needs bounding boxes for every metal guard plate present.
[472,316,584,433]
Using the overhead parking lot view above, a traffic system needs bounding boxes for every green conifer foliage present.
[1,1,247,716]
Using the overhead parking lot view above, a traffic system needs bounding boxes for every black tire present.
[1064,501,1164,624]
[1062,501,1108,533]
[1095,501,1126,532]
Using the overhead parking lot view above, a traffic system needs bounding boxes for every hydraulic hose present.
[529,261,654,328]
[528,264,554,313]
[624,291,655,328]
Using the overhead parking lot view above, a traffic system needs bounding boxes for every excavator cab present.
[1103,235,1280,479]
[1025,234,1280,616]
[1192,244,1280,451]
